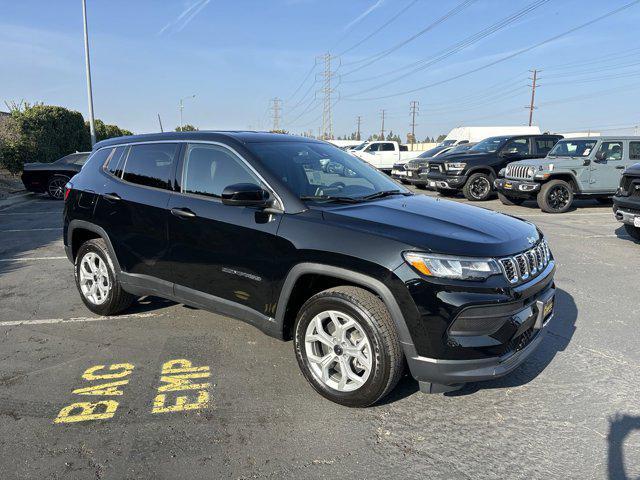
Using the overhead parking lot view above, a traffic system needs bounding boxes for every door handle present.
[103,192,121,201]
[615,165,625,169]
[171,207,196,219]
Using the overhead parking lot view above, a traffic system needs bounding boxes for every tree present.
[92,119,133,142]
[436,134,447,143]
[176,124,198,132]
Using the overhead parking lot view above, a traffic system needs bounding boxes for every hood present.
[429,152,490,164]
[624,162,640,175]
[507,157,582,169]
[321,195,539,258]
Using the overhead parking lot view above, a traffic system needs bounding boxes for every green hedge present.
[0,103,133,174]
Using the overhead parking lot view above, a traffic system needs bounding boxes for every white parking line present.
[0,312,161,327]
[0,227,62,233]
[0,256,67,262]
[0,211,62,216]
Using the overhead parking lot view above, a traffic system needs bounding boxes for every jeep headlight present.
[444,162,466,172]
[403,252,501,280]
[527,167,536,178]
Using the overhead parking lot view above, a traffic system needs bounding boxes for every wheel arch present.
[466,166,497,179]
[543,173,580,193]
[67,220,122,272]
[275,263,416,356]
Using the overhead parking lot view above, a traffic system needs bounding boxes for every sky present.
[2,0,640,140]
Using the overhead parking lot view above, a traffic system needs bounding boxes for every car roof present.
[557,136,640,141]
[93,131,325,150]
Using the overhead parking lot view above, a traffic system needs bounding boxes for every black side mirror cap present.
[583,159,591,166]
[221,183,271,208]
[594,151,607,162]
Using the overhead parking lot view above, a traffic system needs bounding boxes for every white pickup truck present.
[351,141,425,172]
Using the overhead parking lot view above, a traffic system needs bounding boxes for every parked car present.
[390,145,455,185]
[21,152,90,200]
[424,134,562,201]
[612,162,640,241]
[64,131,556,407]
[411,143,477,189]
[351,140,425,172]
[495,137,639,213]
[441,126,542,146]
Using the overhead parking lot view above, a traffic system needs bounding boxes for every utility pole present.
[527,69,539,127]
[178,94,196,131]
[316,52,338,140]
[356,115,362,141]
[157,114,164,132]
[270,97,282,131]
[82,0,96,147]
[380,109,386,139]
[410,100,419,146]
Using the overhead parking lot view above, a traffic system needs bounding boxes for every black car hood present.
[428,152,490,164]
[624,162,640,175]
[322,195,539,257]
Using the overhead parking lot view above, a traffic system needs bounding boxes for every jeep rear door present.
[166,142,285,315]
[588,140,627,192]
[95,142,178,286]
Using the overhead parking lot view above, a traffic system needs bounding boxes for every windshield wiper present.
[299,195,362,204]
[360,190,412,201]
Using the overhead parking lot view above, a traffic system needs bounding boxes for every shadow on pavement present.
[614,225,639,244]
[608,414,640,480]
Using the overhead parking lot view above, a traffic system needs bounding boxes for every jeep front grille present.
[499,240,551,284]
[505,164,534,180]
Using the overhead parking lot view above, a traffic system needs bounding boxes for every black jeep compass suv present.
[63,132,556,407]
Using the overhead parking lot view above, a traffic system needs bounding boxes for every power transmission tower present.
[316,52,339,140]
[270,97,282,131]
[527,69,539,127]
[380,109,386,139]
[356,116,362,141]
[409,101,419,145]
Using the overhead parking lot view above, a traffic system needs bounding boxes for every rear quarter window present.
[122,143,179,190]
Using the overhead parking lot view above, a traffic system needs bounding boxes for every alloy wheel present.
[79,252,111,305]
[547,185,570,211]
[470,176,490,199]
[304,310,372,392]
[48,177,67,200]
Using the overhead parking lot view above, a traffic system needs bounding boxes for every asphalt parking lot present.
[0,189,638,480]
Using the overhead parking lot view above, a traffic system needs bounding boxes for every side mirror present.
[221,183,271,208]
[583,158,591,166]
[595,151,607,162]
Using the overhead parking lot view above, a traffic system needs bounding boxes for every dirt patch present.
[0,169,24,200]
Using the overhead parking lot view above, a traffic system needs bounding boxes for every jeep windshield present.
[547,139,597,158]
[468,136,510,153]
[247,141,410,202]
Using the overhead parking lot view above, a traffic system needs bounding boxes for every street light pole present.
[82,0,96,147]
[178,95,196,131]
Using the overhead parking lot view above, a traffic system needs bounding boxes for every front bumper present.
[422,171,467,190]
[391,168,423,182]
[613,201,640,226]
[494,178,540,195]
[406,286,555,388]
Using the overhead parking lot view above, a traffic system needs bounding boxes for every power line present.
[343,0,640,102]
[342,0,550,94]
[340,0,477,72]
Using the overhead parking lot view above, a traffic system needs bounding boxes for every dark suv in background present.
[423,134,562,201]
[613,162,640,241]
[64,131,556,407]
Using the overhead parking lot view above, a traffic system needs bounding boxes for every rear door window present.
[122,143,179,190]
[629,142,640,160]
[535,138,557,156]
[105,146,128,177]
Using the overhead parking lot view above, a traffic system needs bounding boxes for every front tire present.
[47,175,70,200]
[498,192,526,206]
[625,224,640,242]
[463,173,493,201]
[75,239,134,316]
[293,286,403,407]
[537,179,574,213]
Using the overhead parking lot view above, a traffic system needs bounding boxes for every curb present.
[0,192,34,211]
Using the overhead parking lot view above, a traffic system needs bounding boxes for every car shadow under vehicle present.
[614,225,638,244]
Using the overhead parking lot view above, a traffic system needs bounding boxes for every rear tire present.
[293,286,404,407]
[625,224,640,242]
[537,179,574,213]
[47,175,70,200]
[75,239,134,316]
[498,192,526,206]
[463,173,493,201]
